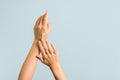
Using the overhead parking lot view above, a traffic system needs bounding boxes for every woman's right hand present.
[37,40,59,68]
[37,40,67,80]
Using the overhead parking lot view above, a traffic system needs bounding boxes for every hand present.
[34,11,51,41]
[37,40,67,80]
[37,40,59,68]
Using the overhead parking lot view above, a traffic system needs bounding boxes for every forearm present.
[50,63,67,80]
[18,40,39,80]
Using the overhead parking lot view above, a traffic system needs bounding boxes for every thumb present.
[36,53,43,62]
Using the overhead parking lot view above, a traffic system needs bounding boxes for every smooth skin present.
[37,40,67,80]
[18,11,50,80]
[18,11,67,80]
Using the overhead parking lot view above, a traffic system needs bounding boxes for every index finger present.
[38,40,46,57]
[42,11,48,27]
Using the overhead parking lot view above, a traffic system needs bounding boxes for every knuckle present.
[44,55,48,59]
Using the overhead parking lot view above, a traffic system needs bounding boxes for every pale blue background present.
[0,0,120,80]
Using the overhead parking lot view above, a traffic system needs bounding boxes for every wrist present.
[49,63,61,71]
[31,40,40,55]
[33,39,38,44]
[32,39,40,48]
[50,63,67,80]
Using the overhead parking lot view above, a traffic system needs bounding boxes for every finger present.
[38,16,43,29]
[41,39,48,53]
[38,40,46,57]
[34,16,42,29]
[36,53,43,62]
[47,23,51,34]
[42,11,48,26]
[42,11,48,32]
[46,40,53,54]
[51,43,57,54]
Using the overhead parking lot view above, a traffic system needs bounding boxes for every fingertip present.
[43,11,48,18]
[51,43,55,50]
[52,43,55,47]
[45,10,48,16]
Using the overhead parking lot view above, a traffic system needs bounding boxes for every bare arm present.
[37,40,67,80]
[18,40,39,80]
[50,63,67,80]
[18,11,51,80]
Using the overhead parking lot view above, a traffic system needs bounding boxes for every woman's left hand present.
[34,11,51,41]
